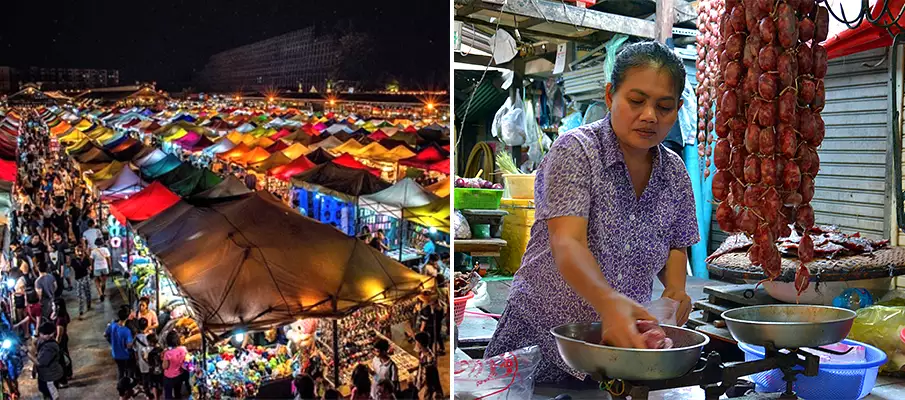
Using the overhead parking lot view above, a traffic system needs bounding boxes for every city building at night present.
[0,66,120,92]
[197,26,340,93]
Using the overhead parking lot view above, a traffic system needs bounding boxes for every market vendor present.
[484,41,700,385]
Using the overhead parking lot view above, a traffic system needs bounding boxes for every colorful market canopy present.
[190,175,251,199]
[268,155,316,181]
[305,148,336,165]
[249,151,292,174]
[403,197,450,233]
[281,143,310,160]
[140,154,182,179]
[291,162,391,200]
[155,164,223,197]
[205,138,237,155]
[359,178,440,219]
[332,154,381,177]
[0,159,16,182]
[425,178,450,198]
[99,166,148,201]
[235,147,271,166]
[133,191,432,332]
[110,181,181,224]
[135,148,168,167]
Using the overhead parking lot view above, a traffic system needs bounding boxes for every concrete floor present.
[20,276,128,400]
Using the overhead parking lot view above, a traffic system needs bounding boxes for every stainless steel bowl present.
[551,323,709,381]
[721,305,856,348]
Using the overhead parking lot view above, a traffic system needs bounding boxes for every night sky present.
[0,0,449,91]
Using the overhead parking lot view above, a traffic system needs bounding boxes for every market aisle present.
[18,278,126,400]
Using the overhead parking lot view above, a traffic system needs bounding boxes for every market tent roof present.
[99,166,148,201]
[204,138,237,155]
[403,197,450,233]
[425,178,450,198]
[187,135,215,152]
[235,147,271,166]
[400,144,448,169]
[281,143,310,160]
[249,151,292,173]
[140,154,183,179]
[428,158,450,175]
[135,148,168,167]
[265,140,290,153]
[171,131,202,147]
[353,142,390,159]
[309,136,343,150]
[331,139,365,155]
[332,154,381,177]
[110,181,181,224]
[133,191,432,332]
[189,175,251,199]
[218,142,252,162]
[0,159,16,182]
[155,164,223,197]
[85,161,126,187]
[75,147,114,168]
[291,162,391,199]
[268,155,316,181]
[378,145,417,162]
[359,178,440,219]
[305,148,336,165]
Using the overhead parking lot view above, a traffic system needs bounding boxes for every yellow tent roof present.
[330,139,365,155]
[281,143,310,160]
[66,137,91,152]
[84,161,125,185]
[235,147,271,166]
[352,142,389,158]
[75,119,93,131]
[403,197,450,233]
[425,178,450,198]
[224,131,244,144]
[95,129,121,144]
[378,145,417,162]
[162,127,189,141]
[240,134,258,147]
[254,137,275,149]
[84,125,107,138]
[60,130,86,145]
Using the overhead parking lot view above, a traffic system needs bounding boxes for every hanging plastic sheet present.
[678,78,698,146]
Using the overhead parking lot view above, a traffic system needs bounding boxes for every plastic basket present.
[739,339,887,400]
[454,188,503,210]
[502,174,536,200]
[453,292,474,326]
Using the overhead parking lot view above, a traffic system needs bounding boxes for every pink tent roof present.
[270,128,292,140]
[172,131,202,147]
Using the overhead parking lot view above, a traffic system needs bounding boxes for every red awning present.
[428,158,450,175]
[268,155,317,181]
[332,153,381,177]
[266,140,290,153]
[109,181,181,224]
[0,158,16,182]
[824,0,905,59]
[368,131,390,141]
[400,144,449,169]
[271,128,292,140]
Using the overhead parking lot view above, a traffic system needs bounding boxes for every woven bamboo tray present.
[707,246,905,282]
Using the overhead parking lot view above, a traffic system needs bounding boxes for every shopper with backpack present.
[145,333,164,400]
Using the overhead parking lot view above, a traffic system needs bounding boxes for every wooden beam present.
[656,0,675,42]
[519,17,547,28]
[464,0,657,39]
[455,15,596,44]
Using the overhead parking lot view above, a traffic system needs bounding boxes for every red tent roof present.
[0,158,16,182]
[332,153,381,177]
[271,128,292,140]
[109,181,181,225]
[428,158,450,175]
[268,155,317,181]
[403,126,418,133]
[266,140,290,153]
[368,131,390,141]
[400,144,449,169]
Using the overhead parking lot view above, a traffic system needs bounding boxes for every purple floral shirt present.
[485,114,700,383]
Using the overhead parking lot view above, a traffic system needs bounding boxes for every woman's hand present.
[597,291,657,349]
[661,289,692,326]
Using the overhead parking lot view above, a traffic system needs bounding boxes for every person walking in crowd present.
[413,332,443,400]
[162,330,187,399]
[34,263,56,324]
[133,319,151,396]
[106,307,134,382]
[71,246,92,319]
[348,364,371,400]
[14,258,41,337]
[28,323,63,400]
[51,298,71,387]
[90,237,111,303]
[145,332,164,400]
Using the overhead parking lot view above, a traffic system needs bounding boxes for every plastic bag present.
[454,210,472,239]
[847,305,905,373]
[491,97,512,141]
[454,346,541,400]
[644,297,680,326]
[500,90,527,146]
